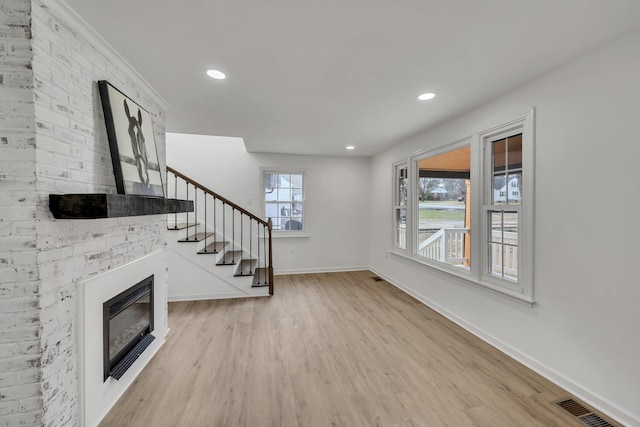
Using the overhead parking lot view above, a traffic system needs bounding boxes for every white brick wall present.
[3,0,169,425]
[0,0,43,426]
[30,1,169,425]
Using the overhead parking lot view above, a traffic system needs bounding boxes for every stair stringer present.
[167,214,269,301]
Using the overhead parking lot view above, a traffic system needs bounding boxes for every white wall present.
[166,134,371,274]
[370,30,640,425]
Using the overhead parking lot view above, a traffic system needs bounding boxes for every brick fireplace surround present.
[1,1,171,426]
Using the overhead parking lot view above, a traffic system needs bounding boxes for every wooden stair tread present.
[167,222,198,230]
[177,231,214,242]
[234,258,257,277]
[197,240,229,254]
[216,250,243,266]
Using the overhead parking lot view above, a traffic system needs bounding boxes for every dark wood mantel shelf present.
[49,194,193,219]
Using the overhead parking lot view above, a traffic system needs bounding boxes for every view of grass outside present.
[418,202,466,243]
[419,208,464,222]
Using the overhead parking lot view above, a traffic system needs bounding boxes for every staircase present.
[166,166,273,300]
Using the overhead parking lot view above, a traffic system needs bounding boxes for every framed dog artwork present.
[98,80,164,197]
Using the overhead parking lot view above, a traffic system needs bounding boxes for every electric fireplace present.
[103,275,155,381]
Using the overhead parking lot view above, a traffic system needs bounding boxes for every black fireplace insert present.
[103,275,155,381]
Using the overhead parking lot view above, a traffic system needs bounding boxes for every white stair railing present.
[418,228,469,264]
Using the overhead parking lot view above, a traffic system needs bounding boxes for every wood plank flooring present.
[99,271,590,427]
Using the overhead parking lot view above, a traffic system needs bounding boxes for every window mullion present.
[468,134,482,280]
[407,160,416,255]
[501,211,505,278]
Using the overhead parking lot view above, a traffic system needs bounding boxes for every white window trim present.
[392,161,408,253]
[261,168,306,234]
[479,109,535,300]
[389,108,535,305]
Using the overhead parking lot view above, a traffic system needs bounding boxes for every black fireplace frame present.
[103,274,155,381]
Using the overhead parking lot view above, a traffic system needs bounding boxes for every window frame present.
[261,169,306,233]
[393,161,408,252]
[410,138,472,277]
[389,108,535,304]
[479,112,535,300]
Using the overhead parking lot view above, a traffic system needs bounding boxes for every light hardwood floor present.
[99,271,594,426]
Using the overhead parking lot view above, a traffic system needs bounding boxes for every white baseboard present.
[168,291,268,302]
[275,265,369,275]
[369,268,639,427]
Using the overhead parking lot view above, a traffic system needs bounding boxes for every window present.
[263,171,304,231]
[393,163,407,250]
[485,133,522,282]
[391,109,535,303]
[414,144,470,269]
[480,115,534,298]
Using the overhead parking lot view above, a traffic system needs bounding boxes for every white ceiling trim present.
[37,0,171,111]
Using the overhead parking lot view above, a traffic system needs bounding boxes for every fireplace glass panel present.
[109,295,150,361]
[104,275,154,381]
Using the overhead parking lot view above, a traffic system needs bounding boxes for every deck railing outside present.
[417,228,517,280]
[418,228,469,265]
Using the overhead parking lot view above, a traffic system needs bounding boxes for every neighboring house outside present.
[429,184,449,201]
[494,176,521,204]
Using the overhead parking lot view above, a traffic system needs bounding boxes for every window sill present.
[387,249,535,307]
[272,233,311,239]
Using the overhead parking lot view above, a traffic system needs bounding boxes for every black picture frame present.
[98,80,164,197]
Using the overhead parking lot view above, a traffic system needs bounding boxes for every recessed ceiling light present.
[346,145,355,150]
[418,92,436,101]
[206,69,226,80]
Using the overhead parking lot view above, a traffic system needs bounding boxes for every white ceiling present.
[65,0,640,157]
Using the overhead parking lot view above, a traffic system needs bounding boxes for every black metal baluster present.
[263,223,267,284]
[173,173,177,229]
[203,191,208,252]
[240,213,244,273]
[232,208,235,264]
[250,220,253,275]
[185,182,189,240]
[194,187,198,238]
[213,196,217,250]
[222,203,226,262]
[257,221,260,284]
